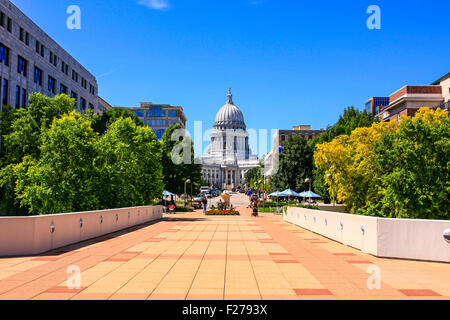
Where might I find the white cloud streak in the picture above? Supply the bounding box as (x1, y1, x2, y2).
(137, 0, 169, 10)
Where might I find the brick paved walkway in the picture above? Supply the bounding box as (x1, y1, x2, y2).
(0, 207, 448, 300)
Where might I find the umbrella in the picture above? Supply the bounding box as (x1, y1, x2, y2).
(281, 189, 300, 207)
(301, 191, 321, 204)
(163, 190, 175, 207)
(269, 191, 283, 197)
(281, 189, 301, 197)
(269, 191, 285, 213)
(304, 191, 321, 198)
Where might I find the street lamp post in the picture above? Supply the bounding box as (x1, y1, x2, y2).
(327, 173, 336, 207)
(184, 179, 191, 209)
(305, 178, 312, 204)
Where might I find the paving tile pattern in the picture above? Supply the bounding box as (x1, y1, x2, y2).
(0, 204, 449, 300)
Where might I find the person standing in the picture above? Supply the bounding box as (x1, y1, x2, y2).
(202, 195, 208, 214)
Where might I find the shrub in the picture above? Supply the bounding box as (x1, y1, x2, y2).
(205, 210, 240, 216)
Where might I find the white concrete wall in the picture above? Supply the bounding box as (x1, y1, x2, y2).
(0, 206, 163, 257)
(285, 207, 450, 263)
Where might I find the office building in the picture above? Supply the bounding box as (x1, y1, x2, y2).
(277, 125, 325, 146)
(129, 102, 187, 140)
(97, 96, 112, 115)
(365, 97, 390, 116)
(379, 85, 444, 122)
(0, 0, 97, 111)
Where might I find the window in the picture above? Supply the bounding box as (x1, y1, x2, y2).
(48, 76, 56, 94)
(168, 110, 177, 117)
(281, 135, 286, 142)
(15, 86, 20, 108)
(17, 56, 27, 76)
(25, 33, 29, 46)
(156, 129, 165, 140)
(72, 70, 78, 82)
(2, 79, 8, 105)
(132, 110, 144, 118)
(40, 44, 44, 57)
(0, 43, 9, 66)
(60, 84, 67, 95)
(49, 52, 57, 67)
(34, 67, 42, 86)
(35, 40, 40, 54)
(148, 106, 164, 117)
(80, 97, 86, 111)
(71, 91, 78, 102)
(19, 27, 24, 42)
(88, 103, 94, 110)
(21, 88, 27, 108)
(89, 84, 96, 95)
(0, 12, 4, 28)
(7, 17, 11, 33)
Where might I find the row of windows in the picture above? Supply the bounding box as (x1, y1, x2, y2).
(15, 85, 27, 109)
(280, 134, 315, 142)
(132, 109, 180, 118)
(149, 106, 164, 117)
(145, 119, 178, 127)
(0, 11, 96, 95)
(0, 73, 93, 111)
(0, 11, 13, 33)
(0, 42, 96, 98)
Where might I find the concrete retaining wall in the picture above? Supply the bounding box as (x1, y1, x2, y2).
(285, 207, 450, 263)
(0, 206, 163, 257)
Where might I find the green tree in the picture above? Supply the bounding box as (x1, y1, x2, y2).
(270, 135, 314, 193)
(3, 93, 75, 165)
(245, 166, 262, 188)
(0, 93, 76, 215)
(161, 124, 202, 195)
(0, 105, 17, 167)
(11, 111, 99, 215)
(311, 106, 378, 201)
(92, 107, 143, 135)
(96, 117, 164, 209)
(373, 109, 449, 219)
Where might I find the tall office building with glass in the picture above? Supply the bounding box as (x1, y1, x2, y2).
(128, 102, 187, 140)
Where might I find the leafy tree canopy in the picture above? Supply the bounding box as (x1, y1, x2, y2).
(161, 124, 202, 196)
(92, 107, 143, 135)
(270, 135, 314, 193)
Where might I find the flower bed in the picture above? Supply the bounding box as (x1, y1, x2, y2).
(205, 210, 240, 216)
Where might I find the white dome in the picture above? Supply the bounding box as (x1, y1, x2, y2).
(214, 89, 246, 130)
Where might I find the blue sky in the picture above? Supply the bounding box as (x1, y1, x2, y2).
(11, 0, 450, 155)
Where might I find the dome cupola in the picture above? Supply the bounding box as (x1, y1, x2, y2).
(213, 88, 246, 130)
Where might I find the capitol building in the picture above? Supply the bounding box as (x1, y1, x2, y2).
(201, 89, 259, 189)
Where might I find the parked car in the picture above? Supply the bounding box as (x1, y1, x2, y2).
(200, 186, 210, 194)
(192, 194, 204, 209)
